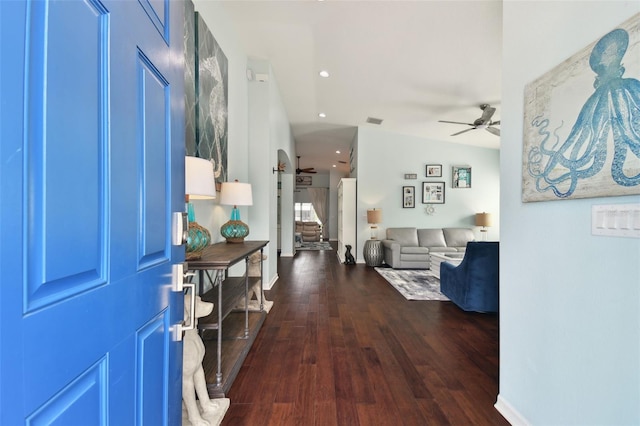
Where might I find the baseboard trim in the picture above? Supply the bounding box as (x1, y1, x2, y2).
(495, 394, 529, 426)
(265, 274, 279, 291)
(280, 251, 295, 257)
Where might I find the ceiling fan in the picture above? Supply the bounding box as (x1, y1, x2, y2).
(296, 156, 317, 174)
(439, 104, 501, 137)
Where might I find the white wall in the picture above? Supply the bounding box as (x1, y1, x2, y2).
(190, 1, 250, 279)
(190, 2, 296, 287)
(328, 169, 346, 240)
(247, 58, 297, 282)
(355, 126, 500, 262)
(498, 2, 640, 425)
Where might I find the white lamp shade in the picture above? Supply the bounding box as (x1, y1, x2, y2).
(220, 181, 253, 206)
(475, 212, 493, 227)
(367, 209, 382, 224)
(185, 156, 216, 199)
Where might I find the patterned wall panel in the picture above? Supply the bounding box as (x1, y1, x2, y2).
(184, 0, 197, 157)
(195, 11, 228, 186)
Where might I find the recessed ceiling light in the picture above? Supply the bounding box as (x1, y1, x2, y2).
(318, 113, 326, 118)
(319, 70, 329, 78)
(332, 164, 336, 168)
(336, 150, 341, 154)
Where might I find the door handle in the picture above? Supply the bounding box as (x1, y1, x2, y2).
(173, 263, 196, 341)
(182, 283, 197, 331)
(172, 211, 188, 245)
(175, 283, 196, 341)
(172, 262, 194, 292)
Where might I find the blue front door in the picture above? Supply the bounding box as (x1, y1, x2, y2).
(0, 0, 185, 424)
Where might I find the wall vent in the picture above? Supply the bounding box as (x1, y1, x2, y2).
(366, 117, 383, 125)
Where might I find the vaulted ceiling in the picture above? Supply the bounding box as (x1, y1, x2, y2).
(221, 1, 503, 174)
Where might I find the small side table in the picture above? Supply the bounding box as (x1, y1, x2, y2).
(363, 239, 384, 267)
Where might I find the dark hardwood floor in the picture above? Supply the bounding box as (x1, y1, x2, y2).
(222, 246, 508, 425)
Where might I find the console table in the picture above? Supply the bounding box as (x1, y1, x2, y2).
(187, 240, 269, 398)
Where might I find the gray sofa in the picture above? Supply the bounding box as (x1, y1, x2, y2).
(381, 227, 475, 269)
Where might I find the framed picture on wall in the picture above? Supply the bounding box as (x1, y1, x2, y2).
(296, 175, 312, 186)
(452, 166, 472, 188)
(422, 182, 445, 204)
(402, 186, 415, 208)
(521, 14, 640, 202)
(426, 164, 442, 177)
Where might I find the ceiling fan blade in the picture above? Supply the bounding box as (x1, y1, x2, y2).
(296, 156, 318, 174)
(439, 120, 474, 126)
(486, 126, 501, 136)
(480, 106, 496, 123)
(451, 127, 476, 136)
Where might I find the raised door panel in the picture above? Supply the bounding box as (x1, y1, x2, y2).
(0, 0, 184, 424)
(25, 0, 108, 313)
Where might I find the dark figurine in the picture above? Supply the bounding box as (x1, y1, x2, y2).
(344, 245, 356, 265)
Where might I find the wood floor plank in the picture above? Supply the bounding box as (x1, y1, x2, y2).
(359, 346, 425, 425)
(314, 322, 336, 403)
(266, 403, 296, 426)
(222, 246, 509, 425)
(293, 364, 317, 424)
(314, 400, 338, 426)
(273, 330, 303, 403)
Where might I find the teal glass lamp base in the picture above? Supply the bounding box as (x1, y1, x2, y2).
(220, 220, 249, 243)
(186, 221, 211, 259)
(185, 202, 211, 259)
(221, 206, 249, 243)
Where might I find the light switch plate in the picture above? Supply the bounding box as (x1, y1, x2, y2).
(592, 203, 640, 238)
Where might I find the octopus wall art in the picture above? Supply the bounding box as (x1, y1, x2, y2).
(522, 13, 640, 202)
(183, 7, 228, 188)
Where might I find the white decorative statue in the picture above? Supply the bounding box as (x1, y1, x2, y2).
(237, 252, 273, 313)
(182, 293, 229, 426)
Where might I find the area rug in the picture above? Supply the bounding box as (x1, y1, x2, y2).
(297, 241, 333, 251)
(374, 267, 449, 301)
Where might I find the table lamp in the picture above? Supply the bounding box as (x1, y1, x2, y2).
(475, 212, 492, 241)
(367, 208, 382, 239)
(220, 180, 253, 243)
(185, 156, 216, 259)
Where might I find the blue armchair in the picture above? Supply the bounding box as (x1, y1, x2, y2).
(439, 241, 499, 313)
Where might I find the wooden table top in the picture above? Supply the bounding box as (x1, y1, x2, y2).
(186, 240, 269, 270)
